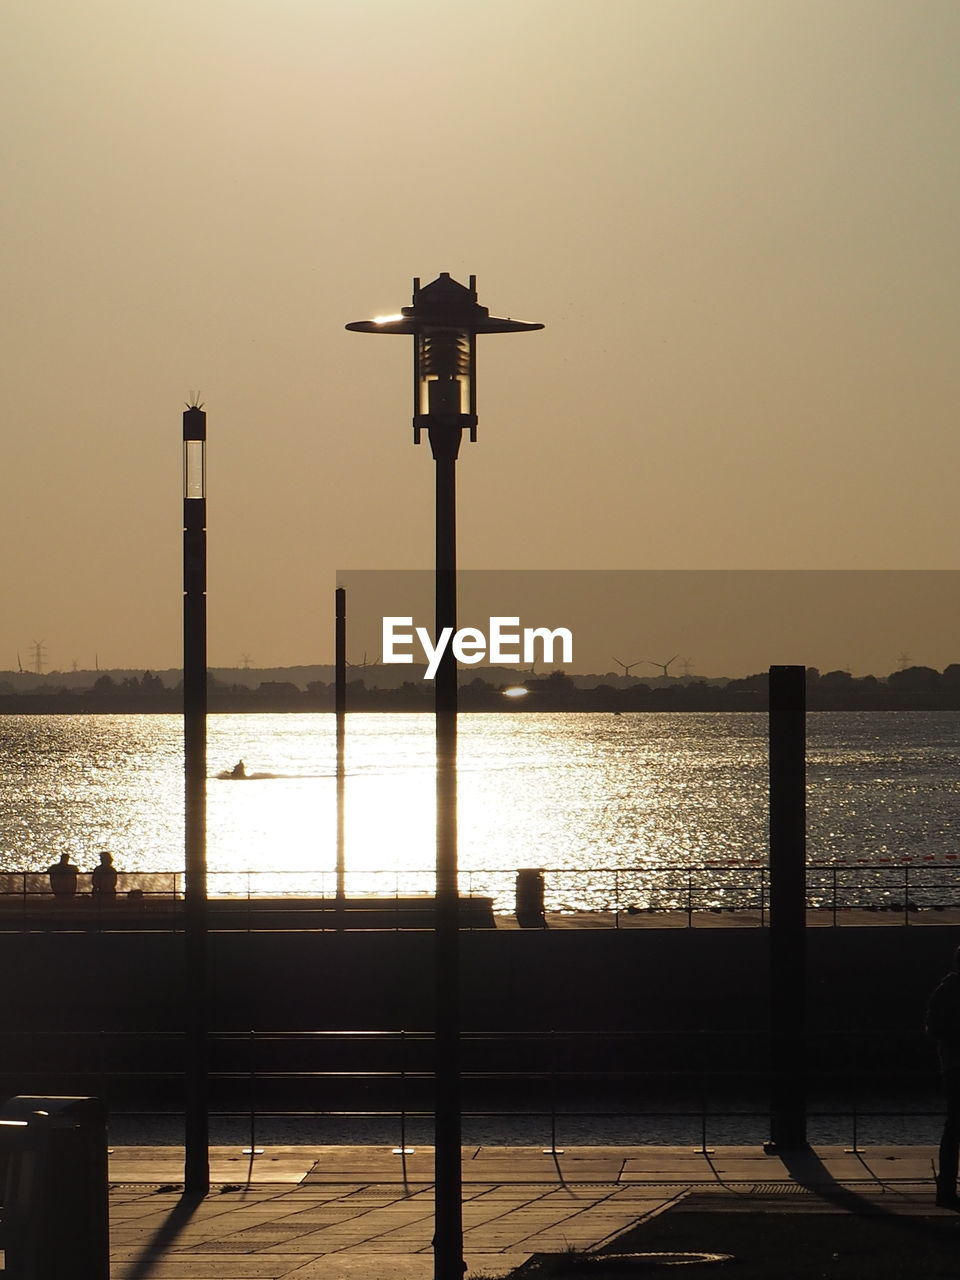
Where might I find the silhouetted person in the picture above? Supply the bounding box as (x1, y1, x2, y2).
(926, 945, 960, 1207)
(91, 850, 118, 901)
(47, 853, 78, 898)
(230, 759, 246, 779)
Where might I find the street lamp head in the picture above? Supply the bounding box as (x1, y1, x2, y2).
(346, 273, 543, 443)
(183, 404, 206, 500)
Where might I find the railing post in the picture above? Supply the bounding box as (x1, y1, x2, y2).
(760, 866, 767, 928)
(700, 1075, 709, 1156)
(542, 1030, 563, 1156)
(766, 665, 808, 1153)
(393, 1030, 414, 1157)
(832, 866, 838, 928)
(99, 1029, 108, 1115)
(243, 1030, 264, 1157)
(687, 870, 693, 927)
(400, 1030, 407, 1155)
(844, 1033, 861, 1155)
(756, 866, 763, 923)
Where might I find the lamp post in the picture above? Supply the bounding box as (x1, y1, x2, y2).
(767, 664, 807, 1151)
(335, 586, 346, 904)
(347, 275, 542, 1279)
(182, 401, 209, 1195)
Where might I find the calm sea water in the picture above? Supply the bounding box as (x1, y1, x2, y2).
(1, 711, 958, 912)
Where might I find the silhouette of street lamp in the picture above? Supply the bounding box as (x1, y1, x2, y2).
(347, 275, 542, 1280)
(182, 400, 209, 1194)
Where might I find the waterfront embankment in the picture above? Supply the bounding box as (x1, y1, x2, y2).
(1, 924, 954, 1084)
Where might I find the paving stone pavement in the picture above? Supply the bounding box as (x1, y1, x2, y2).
(104, 1144, 947, 1279)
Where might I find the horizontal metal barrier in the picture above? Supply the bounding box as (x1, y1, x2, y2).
(0, 1027, 944, 1155)
(0, 862, 957, 927)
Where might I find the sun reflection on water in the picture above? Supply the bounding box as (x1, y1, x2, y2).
(0, 711, 958, 911)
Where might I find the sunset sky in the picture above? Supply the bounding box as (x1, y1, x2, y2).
(4, 0, 958, 675)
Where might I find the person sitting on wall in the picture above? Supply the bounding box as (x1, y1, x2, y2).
(231, 759, 247, 779)
(91, 850, 118, 901)
(48, 853, 78, 898)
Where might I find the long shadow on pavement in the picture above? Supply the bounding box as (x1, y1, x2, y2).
(502, 1149, 960, 1279)
(599, 1149, 960, 1280)
(123, 1191, 205, 1280)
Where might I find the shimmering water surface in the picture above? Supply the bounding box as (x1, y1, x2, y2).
(1, 712, 958, 911)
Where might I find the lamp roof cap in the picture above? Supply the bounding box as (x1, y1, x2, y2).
(346, 273, 543, 335)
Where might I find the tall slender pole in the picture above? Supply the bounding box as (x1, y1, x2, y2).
(183, 405, 210, 1195)
(345, 275, 542, 1280)
(767, 664, 808, 1151)
(335, 587, 346, 904)
(429, 425, 463, 1280)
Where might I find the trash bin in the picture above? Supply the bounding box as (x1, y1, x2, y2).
(515, 868, 547, 928)
(0, 1096, 110, 1279)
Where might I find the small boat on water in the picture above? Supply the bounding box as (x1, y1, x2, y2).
(216, 759, 248, 780)
(216, 760, 276, 780)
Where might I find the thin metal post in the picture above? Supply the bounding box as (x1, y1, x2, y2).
(700, 1075, 709, 1156)
(393, 1031, 415, 1162)
(843, 1030, 862, 1154)
(429, 424, 463, 1280)
(335, 587, 346, 904)
(761, 866, 767, 927)
(249, 1032, 256, 1155)
(767, 664, 808, 1152)
(832, 866, 838, 928)
(687, 870, 693, 927)
(543, 1030, 564, 1156)
(183, 403, 209, 1194)
(242, 1030, 264, 1156)
(395, 1029, 408, 1156)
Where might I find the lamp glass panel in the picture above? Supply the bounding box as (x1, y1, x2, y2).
(417, 329, 472, 416)
(184, 439, 205, 499)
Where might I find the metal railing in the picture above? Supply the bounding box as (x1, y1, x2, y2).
(0, 1027, 942, 1155)
(0, 862, 958, 928)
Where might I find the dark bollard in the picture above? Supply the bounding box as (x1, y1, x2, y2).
(516, 868, 547, 928)
(766, 665, 808, 1152)
(0, 1096, 110, 1279)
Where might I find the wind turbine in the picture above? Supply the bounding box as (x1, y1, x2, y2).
(647, 655, 679, 679)
(612, 657, 642, 678)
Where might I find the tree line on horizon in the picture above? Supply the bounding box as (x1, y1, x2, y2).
(1, 663, 960, 712)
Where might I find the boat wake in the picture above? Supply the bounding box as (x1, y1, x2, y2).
(216, 770, 274, 781)
(214, 771, 334, 781)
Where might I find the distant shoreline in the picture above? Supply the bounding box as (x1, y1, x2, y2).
(2, 685, 960, 715)
(3, 661, 959, 715)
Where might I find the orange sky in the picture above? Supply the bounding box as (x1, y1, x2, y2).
(3, 0, 958, 672)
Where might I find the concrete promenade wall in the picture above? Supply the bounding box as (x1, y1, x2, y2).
(2, 926, 956, 1038)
